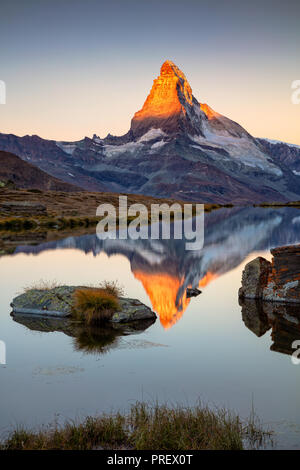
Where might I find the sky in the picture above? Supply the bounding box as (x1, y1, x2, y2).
(0, 0, 299, 144)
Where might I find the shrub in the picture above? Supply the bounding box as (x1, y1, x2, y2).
(73, 288, 120, 325)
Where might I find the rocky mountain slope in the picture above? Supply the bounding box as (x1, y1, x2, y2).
(0, 60, 299, 203)
(257, 138, 300, 175)
(0, 151, 81, 191)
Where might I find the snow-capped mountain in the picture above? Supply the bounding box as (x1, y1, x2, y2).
(0, 60, 299, 203)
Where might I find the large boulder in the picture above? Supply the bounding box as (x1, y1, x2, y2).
(239, 257, 271, 299)
(10, 286, 156, 323)
(11, 286, 75, 317)
(239, 245, 300, 303)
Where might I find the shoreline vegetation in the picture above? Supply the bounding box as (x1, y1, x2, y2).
(0, 187, 230, 232)
(0, 401, 272, 450)
(255, 201, 300, 208)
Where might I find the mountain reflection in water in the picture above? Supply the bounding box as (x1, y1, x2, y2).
(12, 207, 300, 329)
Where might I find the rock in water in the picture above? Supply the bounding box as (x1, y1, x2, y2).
(238, 257, 271, 299)
(239, 244, 300, 303)
(11, 286, 76, 317)
(10, 286, 156, 323)
(186, 287, 202, 298)
(111, 298, 156, 322)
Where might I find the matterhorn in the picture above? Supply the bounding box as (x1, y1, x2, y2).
(0, 60, 300, 203)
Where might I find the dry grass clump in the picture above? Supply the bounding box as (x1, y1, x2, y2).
(98, 280, 124, 297)
(72, 288, 120, 325)
(22, 279, 61, 293)
(2, 414, 126, 451)
(0, 402, 272, 451)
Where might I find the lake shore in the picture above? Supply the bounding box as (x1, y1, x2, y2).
(0, 187, 229, 232)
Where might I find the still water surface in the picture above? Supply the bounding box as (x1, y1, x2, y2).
(1, 207, 300, 448)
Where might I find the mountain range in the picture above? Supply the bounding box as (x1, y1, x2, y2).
(0, 60, 299, 203)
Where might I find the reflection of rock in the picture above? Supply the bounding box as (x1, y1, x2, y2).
(10, 287, 156, 323)
(239, 245, 300, 303)
(240, 298, 270, 337)
(12, 314, 156, 355)
(240, 297, 300, 356)
(11, 314, 78, 336)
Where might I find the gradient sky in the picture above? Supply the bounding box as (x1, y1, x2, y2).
(0, 0, 299, 144)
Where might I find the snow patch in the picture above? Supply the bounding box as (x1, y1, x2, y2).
(138, 128, 166, 142)
(261, 138, 300, 149)
(103, 129, 167, 157)
(293, 170, 300, 176)
(151, 140, 166, 149)
(93, 136, 102, 144)
(103, 141, 143, 158)
(56, 142, 77, 155)
(190, 124, 283, 177)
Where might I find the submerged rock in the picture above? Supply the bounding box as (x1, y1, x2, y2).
(10, 286, 156, 323)
(239, 244, 300, 303)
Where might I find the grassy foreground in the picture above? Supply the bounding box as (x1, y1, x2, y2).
(0, 402, 272, 450)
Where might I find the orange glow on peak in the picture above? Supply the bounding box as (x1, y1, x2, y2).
(200, 103, 220, 120)
(131, 60, 193, 126)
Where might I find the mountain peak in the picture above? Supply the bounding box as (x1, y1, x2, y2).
(160, 59, 176, 73)
(130, 60, 197, 137)
(160, 60, 185, 79)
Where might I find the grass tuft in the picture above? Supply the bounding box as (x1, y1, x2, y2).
(22, 279, 61, 293)
(98, 280, 124, 297)
(72, 288, 120, 325)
